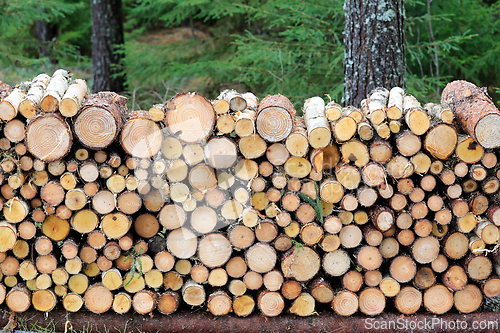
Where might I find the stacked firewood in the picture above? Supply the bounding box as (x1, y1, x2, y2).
(0, 71, 499, 317)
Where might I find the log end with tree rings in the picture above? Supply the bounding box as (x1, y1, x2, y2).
(32, 289, 56, 312)
(257, 290, 284, 317)
(411, 236, 440, 264)
(233, 295, 255, 317)
(101, 213, 132, 239)
(454, 284, 482, 314)
(256, 106, 293, 143)
(203, 137, 237, 169)
(395, 286, 422, 315)
(158, 204, 186, 231)
(26, 113, 72, 162)
(423, 284, 454, 315)
(424, 123, 458, 159)
(289, 292, 316, 316)
(73, 108, 119, 150)
(358, 287, 385, 316)
(133, 290, 156, 315)
(6, 285, 31, 313)
(332, 290, 359, 316)
(390, 255, 417, 283)
(42, 215, 70, 242)
(0, 222, 17, 252)
(281, 246, 320, 282)
(63, 293, 84, 312)
(121, 111, 163, 158)
(207, 290, 232, 316)
(356, 246, 382, 271)
(322, 249, 350, 277)
(190, 206, 217, 235)
(189, 163, 217, 193)
(165, 92, 216, 143)
(182, 280, 206, 306)
(167, 227, 197, 259)
(112, 292, 132, 314)
(84, 284, 113, 314)
(245, 243, 277, 274)
(198, 233, 232, 268)
(157, 291, 180, 315)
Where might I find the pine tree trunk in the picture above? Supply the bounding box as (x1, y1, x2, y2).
(343, 0, 405, 107)
(91, 0, 125, 92)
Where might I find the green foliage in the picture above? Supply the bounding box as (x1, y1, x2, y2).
(405, 0, 500, 103)
(0, 0, 82, 66)
(123, 246, 145, 287)
(123, 0, 346, 109)
(298, 182, 323, 224)
(2, 0, 500, 108)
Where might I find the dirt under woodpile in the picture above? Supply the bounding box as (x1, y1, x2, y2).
(0, 72, 500, 326)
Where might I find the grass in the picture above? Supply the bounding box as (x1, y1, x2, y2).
(14, 314, 146, 333)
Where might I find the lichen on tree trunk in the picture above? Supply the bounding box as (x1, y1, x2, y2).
(343, 0, 405, 107)
(91, 0, 126, 93)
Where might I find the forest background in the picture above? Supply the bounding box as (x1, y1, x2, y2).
(0, 0, 499, 111)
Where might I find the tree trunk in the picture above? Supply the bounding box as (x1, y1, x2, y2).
(343, 0, 405, 107)
(35, 20, 56, 59)
(91, 0, 125, 92)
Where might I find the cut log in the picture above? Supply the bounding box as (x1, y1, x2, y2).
(396, 131, 421, 157)
(133, 290, 156, 315)
(17, 74, 50, 119)
(256, 94, 295, 142)
(303, 97, 331, 148)
(121, 111, 163, 158)
(207, 290, 232, 316)
(233, 295, 255, 317)
(32, 289, 56, 312)
(181, 280, 205, 306)
(387, 87, 404, 120)
(322, 249, 350, 277)
(332, 290, 358, 316)
(59, 79, 88, 117)
(358, 287, 385, 316)
(0, 87, 27, 121)
(6, 284, 31, 313)
(198, 233, 232, 268)
(356, 246, 382, 271)
(42, 215, 70, 241)
(423, 284, 453, 314)
(424, 123, 458, 159)
(84, 284, 113, 314)
(442, 80, 500, 148)
(39, 69, 70, 112)
(290, 292, 315, 316)
(285, 118, 309, 157)
(63, 292, 84, 312)
(26, 113, 72, 162)
(165, 92, 216, 143)
(390, 255, 416, 283)
(204, 137, 237, 169)
(411, 236, 440, 264)
(167, 228, 198, 259)
(234, 111, 256, 137)
(157, 291, 180, 315)
(379, 277, 400, 297)
(189, 163, 217, 193)
(442, 265, 467, 291)
(395, 286, 422, 315)
(454, 284, 482, 313)
(257, 290, 284, 317)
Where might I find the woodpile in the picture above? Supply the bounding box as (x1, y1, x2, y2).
(0, 74, 499, 317)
